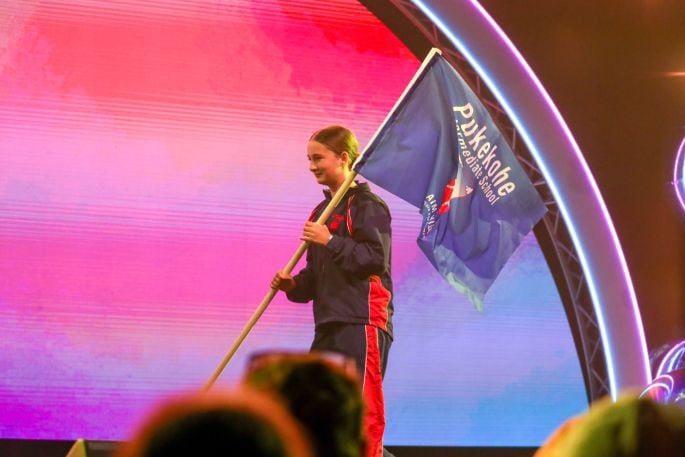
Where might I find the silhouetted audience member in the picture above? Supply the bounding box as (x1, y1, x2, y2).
(532, 415, 585, 457)
(243, 351, 366, 457)
(116, 388, 312, 457)
(534, 392, 685, 457)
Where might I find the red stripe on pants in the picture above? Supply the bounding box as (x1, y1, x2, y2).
(363, 325, 385, 457)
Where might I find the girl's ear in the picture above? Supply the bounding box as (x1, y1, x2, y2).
(340, 151, 350, 166)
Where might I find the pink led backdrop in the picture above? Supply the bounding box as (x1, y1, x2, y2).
(0, 0, 585, 446)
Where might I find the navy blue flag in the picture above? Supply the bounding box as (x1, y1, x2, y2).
(353, 49, 547, 310)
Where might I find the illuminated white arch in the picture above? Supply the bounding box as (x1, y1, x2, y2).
(409, 0, 651, 397)
(675, 137, 685, 212)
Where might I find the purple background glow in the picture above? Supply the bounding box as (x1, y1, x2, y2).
(0, 0, 585, 446)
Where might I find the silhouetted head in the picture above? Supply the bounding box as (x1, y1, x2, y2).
(117, 388, 312, 457)
(535, 392, 685, 457)
(243, 351, 366, 457)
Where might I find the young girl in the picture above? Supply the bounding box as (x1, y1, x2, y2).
(271, 125, 393, 457)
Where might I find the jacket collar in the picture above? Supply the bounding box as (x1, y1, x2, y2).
(323, 181, 369, 199)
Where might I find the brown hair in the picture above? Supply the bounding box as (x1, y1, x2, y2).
(117, 388, 312, 457)
(310, 125, 359, 167)
(243, 351, 366, 457)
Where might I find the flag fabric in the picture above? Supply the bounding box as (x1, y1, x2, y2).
(353, 50, 547, 310)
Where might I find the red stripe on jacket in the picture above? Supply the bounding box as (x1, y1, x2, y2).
(368, 275, 390, 332)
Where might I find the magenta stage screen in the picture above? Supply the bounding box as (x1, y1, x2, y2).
(0, 0, 586, 446)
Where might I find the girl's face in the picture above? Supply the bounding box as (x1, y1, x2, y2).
(306, 140, 348, 189)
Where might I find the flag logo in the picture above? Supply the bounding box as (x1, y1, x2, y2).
(354, 49, 547, 310)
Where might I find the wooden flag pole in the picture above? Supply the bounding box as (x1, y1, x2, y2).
(202, 171, 359, 392)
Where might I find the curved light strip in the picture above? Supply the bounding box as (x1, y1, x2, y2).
(674, 137, 685, 212)
(410, 0, 651, 396)
(656, 340, 685, 378)
(640, 381, 671, 399)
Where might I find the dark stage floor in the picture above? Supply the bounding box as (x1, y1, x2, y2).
(1, 439, 538, 457)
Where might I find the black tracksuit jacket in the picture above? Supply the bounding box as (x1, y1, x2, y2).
(286, 182, 394, 337)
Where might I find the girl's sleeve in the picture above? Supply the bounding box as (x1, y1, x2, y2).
(285, 250, 317, 303)
(325, 197, 391, 278)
